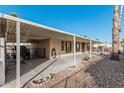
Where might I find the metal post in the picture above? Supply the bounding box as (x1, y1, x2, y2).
(16, 21, 20, 88)
(90, 40, 92, 59)
(73, 35, 76, 64)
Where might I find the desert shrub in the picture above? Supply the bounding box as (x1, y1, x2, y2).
(83, 55, 90, 61)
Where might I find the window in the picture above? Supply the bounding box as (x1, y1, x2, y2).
(61, 41, 65, 51)
(76, 42, 80, 52)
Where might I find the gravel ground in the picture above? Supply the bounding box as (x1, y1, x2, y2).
(85, 54, 124, 88)
(24, 53, 124, 88)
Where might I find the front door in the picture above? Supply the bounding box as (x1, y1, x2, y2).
(66, 41, 71, 53)
(82, 43, 85, 52)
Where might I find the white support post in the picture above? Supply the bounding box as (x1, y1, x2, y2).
(16, 21, 20, 88)
(90, 40, 92, 59)
(73, 35, 76, 64)
(0, 38, 5, 85)
(98, 42, 100, 55)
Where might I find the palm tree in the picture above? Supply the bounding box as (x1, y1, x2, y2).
(111, 5, 120, 60)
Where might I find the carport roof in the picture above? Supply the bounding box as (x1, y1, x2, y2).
(0, 13, 99, 43)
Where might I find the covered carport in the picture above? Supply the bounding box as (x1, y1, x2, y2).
(0, 13, 98, 87)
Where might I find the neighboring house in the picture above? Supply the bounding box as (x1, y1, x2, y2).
(0, 13, 98, 86)
(93, 43, 112, 48)
(93, 43, 112, 52)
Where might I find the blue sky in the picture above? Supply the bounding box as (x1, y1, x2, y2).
(0, 5, 124, 43)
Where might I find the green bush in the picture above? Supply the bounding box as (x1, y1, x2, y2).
(83, 55, 90, 61)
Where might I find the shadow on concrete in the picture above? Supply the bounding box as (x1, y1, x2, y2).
(5, 58, 49, 85)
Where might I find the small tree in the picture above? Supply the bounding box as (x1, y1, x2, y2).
(96, 38, 99, 41)
(10, 13, 18, 17)
(120, 38, 124, 53)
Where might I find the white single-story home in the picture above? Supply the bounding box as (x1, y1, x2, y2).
(0, 13, 99, 87)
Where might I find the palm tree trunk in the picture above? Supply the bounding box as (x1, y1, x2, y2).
(111, 5, 120, 60)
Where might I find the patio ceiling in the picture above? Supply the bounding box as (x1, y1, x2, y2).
(0, 13, 97, 43)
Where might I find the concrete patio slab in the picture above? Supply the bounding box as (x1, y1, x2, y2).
(28, 52, 98, 84)
(1, 52, 98, 88)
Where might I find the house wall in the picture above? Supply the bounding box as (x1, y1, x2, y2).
(30, 42, 39, 57)
(49, 39, 89, 58)
(38, 39, 50, 58)
(37, 38, 90, 59)
(50, 39, 61, 57)
(50, 39, 76, 58)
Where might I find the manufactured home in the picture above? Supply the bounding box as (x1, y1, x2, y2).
(0, 13, 98, 87)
